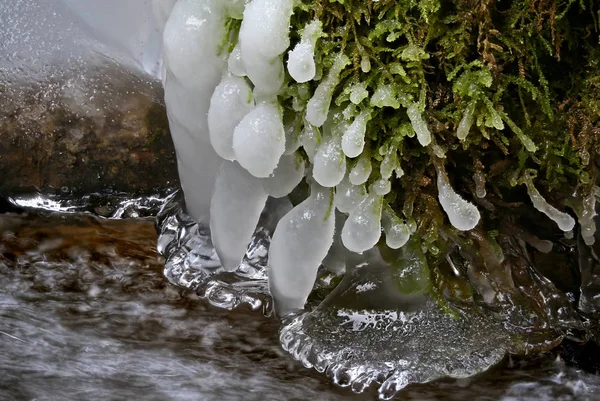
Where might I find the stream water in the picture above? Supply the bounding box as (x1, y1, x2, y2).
(0, 209, 599, 401)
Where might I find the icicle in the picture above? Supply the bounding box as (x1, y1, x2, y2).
(382, 206, 411, 249)
(162, 0, 227, 220)
(208, 74, 254, 161)
(342, 109, 371, 158)
(579, 192, 597, 246)
(406, 103, 431, 146)
(283, 119, 301, 155)
(360, 56, 371, 73)
(210, 161, 268, 271)
(474, 168, 487, 199)
(269, 183, 335, 315)
(227, 43, 246, 77)
(342, 193, 383, 253)
(335, 174, 367, 214)
(262, 154, 305, 198)
(457, 100, 477, 140)
(523, 176, 576, 232)
(349, 151, 372, 185)
(232, 102, 286, 178)
(287, 20, 323, 83)
(299, 122, 319, 161)
(321, 211, 348, 274)
(305, 54, 350, 127)
(239, 0, 293, 96)
(435, 163, 481, 231)
(313, 122, 346, 187)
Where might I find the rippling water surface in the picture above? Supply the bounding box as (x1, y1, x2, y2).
(0, 212, 598, 401)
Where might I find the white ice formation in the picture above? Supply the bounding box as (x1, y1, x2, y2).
(342, 109, 371, 158)
(287, 20, 323, 83)
(233, 102, 286, 178)
(382, 207, 411, 249)
(341, 194, 383, 253)
(208, 74, 254, 161)
(268, 183, 335, 315)
(436, 165, 481, 231)
(524, 176, 576, 232)
(306, 54, 351, 127)
(210, 161, 268, 270)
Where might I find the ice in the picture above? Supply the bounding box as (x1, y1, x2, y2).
(227, 43, 246, 77)
(210, 161, 268, 271)
(342, 110, 371, 158)
(349, 152, 372, 185)
(342, 194, 383, 253)
(240, 0, 293, 59)
(163, 0, 227, 220)
(208, 74, 255, 161)
(287, 20, 323, 83)
(299, 123, 320, 161)
(578, 192, 597, 246)
(382, 207, 411, 249)
(305, 54, 350, 127)
(284, 118, 301, 155)
(436, 166, 481, 231)
(313, 127, 347, 188)
(380, 145, 401, 179)
(406, 103, 431, 146)
(524, 177, 575, 232)
(457, 100, 477, 140)
(370, 85, 400, 109)
(268, 183, 336, 315)
(335, 175, 367, 214)
(322, 212, 349, 274)
(371, 179, 391, 196)
(350, 83, 369, 105)
(280, 258, 508, 399)
(239, 0, 293, 96)
(261, 154, 305, 198)
(233, 102, 286, 178)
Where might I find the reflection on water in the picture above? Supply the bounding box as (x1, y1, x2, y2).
(0, 211, 598, 400)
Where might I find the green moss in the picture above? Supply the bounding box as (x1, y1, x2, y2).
(271, 0, 600, 256)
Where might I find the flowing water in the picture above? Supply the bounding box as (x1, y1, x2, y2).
(0, 207, 599, 401)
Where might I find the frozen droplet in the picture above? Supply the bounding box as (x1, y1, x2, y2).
(350, 83, 369, 105)
(208, 74, 254, 160)
(210, 161, 268, 270)
(233, 102, 286, 178)
(305, 54, 350, 127)
(262, 154, 305, 198)
(370, 85, 400, 109)
(371, 178, 391, 196)
(284, 119, 301, 155)
(578, 192, 597, 245)
(406, 103, 431, 146)
(524, 177, 576, 232)
(360, 56, 371, 73)
(313, 128, 346, 188)
(287, 20, 324, 83)
(300, 122, 319, 161)
(269, 183, 335, 314)
(349, 152, 372, 185)
(436, 167, 480, 231)
(342, 194, 383, 253)
(335, 175, 367, 214)
(287, 42, 316, 83)
(342, 109, 370, 158)
(382, 207, 411, 249)
(457, 100, 477, 140)
(228, 43, 246, 77)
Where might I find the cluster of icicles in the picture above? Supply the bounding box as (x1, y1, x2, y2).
(161, 0, 592, 314)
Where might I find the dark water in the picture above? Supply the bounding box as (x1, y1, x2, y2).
(0, 212, 598, 401)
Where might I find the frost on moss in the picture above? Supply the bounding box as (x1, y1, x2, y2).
(270, 0, 600, 254)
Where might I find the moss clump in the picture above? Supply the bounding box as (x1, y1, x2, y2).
(266, 0, 600, 255)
